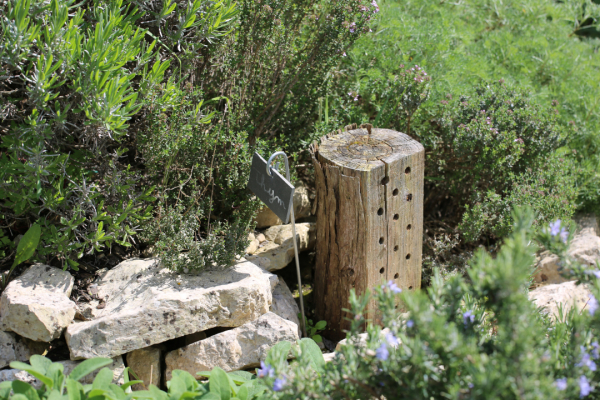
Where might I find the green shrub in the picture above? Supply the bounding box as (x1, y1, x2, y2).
(253, 208, 600, 399)
(0, 0, 236, 270)
(319, 0, 598, 239)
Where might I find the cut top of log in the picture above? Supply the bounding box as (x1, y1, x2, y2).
(317, 127, 424, 171)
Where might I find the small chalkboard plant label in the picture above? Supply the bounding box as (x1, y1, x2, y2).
(247, 151, 307, 337)
(248, 153, 295, 223)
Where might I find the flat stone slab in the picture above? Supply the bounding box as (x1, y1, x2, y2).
(66, 259, 275, 360)
(246, 223, 316, 271)
(165, 312, 298, 380)
(0, 332, 32, 368)
(0, 265, 75, 342)
(529, 281, 592, 319)
(270, 280, 301, 336)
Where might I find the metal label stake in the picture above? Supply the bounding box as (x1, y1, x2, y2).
(247, 151, 307, 338)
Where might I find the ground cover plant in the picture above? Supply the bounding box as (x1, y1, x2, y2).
(5, 208, 600, 400)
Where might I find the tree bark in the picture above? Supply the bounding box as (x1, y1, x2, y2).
(311, 125, 424, 340)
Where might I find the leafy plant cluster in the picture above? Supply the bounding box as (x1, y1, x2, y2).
(250, 208, 600, 399)
(315, 0, 600, 246)
(0, 0, 377, 274)
(7, 208, 600, 400)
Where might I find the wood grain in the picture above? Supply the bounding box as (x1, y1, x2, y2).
(311, 127, 424, 339)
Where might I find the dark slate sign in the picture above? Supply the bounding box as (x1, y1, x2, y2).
(248, 153, 295, 224)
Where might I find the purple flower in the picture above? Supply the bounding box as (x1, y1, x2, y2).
(349, 22, 356, 33)
(406, 319, 414, 328)
(591, 270, 600, 279)
(579, 375, 591, 398)
(463, 310, 475, 325)
(376, 343, 389, 360)
(371, 0, 379, 13)
(385, 333, 399, 347)
(354, 95, 359, 101)
(468, 383, 474, 389)
(588, 295, 599, 316)
(560, 227, 568, 243)
(273, 377, 287, 392)
(577, 348, 597, 371)
(342, 52, 347, 57)
(555, 378, 567, 391)
(549, 220, 561, 236)
(257, 361, 275, 378)
(592, 342, 599, 359)
(382, 280, 402, 294)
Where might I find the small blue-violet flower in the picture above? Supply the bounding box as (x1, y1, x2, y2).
(257, 361, 275, 378)
(406, 319, 414, 328)
(588, 295, 599, 316)
(579, 375, 591, 398)
(382, 280, 402, 294)
(555, 378, 567, 391)
(577, 348, 597, 371)
(385, 332, 399, 347)
(376, 343, 389, 361)
(273, 377, 287, 392)
(463, 310, 475, 325)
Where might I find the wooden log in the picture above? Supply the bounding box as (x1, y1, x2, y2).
(310, 125, 424, 340)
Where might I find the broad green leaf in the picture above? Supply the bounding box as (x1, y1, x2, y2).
(11, 381, 39, 400)
(314, 321, 327, 330)
(300, 338, 325, 373)
(265, 340, 291, 368)
(9, 361, 54, 388)
(12, 224, 41, 268)
(66, 379, 83, 400)
(92, 368, 114, 389)
(197, 394, 220, 400)
(227, 371, 254, 383)
(311, 334, 323, 343)
(209, 367, 230, 400)
(68, 358, 113, 382)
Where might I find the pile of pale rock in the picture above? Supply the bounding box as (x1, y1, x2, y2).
(529, 214, 600, 318)
(0, 184, 316, 389)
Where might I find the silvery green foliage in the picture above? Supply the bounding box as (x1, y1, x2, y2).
(256, 208, 600, 399)
(0, 0, 237, 269)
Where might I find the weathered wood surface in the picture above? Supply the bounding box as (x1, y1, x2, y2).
(311, 124, 424, 340)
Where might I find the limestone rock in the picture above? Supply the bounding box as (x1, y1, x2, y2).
(246, 233, 260, 255)
(254, 183, 312, 229)
(0, 357, 125, 388)
(126, 347, 162, 390)
(246, 223, 316, 271)
(256, 233, 266, 243)
(534, 232, 600, 285)
(65, 259, 275, 360)
(165, 312, 298, 380)
(270, 280, 300, 336)
(0, 332, 32, 368)
(529, 281, 592, 318)
(574, 213, 599, 236)
(0, 265, 76, 342)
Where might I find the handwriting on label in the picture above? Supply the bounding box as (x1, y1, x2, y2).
(256, 174, 286, 208)
(247, 153, 295, 223)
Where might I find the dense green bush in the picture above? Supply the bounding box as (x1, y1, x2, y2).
(317, 0, 598, 243)
(0, 0, 377, 274)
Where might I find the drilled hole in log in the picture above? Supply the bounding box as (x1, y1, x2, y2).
(377, 208, 384, 216)
(379, 237, 384, 244)
(393, 214, 399, 220)
(409, 286, 413, 290)
(394, 273, 399, 279)
(406, 254, 411, 259)
(407, 224, 412, 230)
(379, 267, 385, 274)
(381, 176, 390, 185)
(392, 188, 399, 196)
(394, 245, 399, 251)
(406, 193, 413, 201)
(405, 167, 411, 174)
